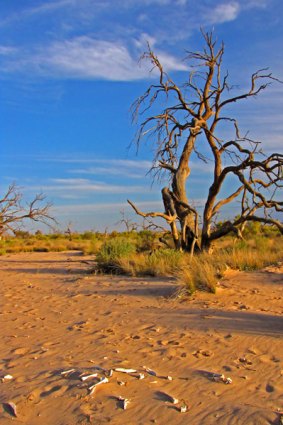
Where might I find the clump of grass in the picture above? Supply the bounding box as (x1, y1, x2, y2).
(193, 258, 219, 293)
(178, 254, 220, 295)
(142, 249, 184, 276)
(96, 238, 137, 273)
(177, 234, 283, 296)
(177, 267, 196, 295)
(117, 249, 185, 277)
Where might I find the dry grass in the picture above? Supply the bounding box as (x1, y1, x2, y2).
(0, 233, 104, 256)
(109, 235, 283, 294)
(177, 235, 283, 295)
(218, 236, 283, 271)
(1, 231, 282, 296)
(117, 249, 186, 277)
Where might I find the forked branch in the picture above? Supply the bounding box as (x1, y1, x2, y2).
(0, 184, 56, 235)
(127, 199, 177, 224)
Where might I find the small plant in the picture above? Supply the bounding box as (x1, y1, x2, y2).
(96, 238, 136, 273)
(178, 255, 219, 295)
(145, 249, 184, 276)
(116, 249, 186, 277)
(177, 268, 196, 295)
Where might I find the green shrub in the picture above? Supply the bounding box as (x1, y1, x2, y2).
(80, 231, 97, 240)
(96, 238, 136, 272)
(136, 230, 157, 252)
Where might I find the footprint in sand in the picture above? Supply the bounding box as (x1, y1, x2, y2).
(11, 347, 29, 356)
(259, 354, 280, 364)
(40, 384, 68, 398)
(26, 389, 42, 404)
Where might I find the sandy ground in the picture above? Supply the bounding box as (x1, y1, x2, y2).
(0, 251, 282, 425)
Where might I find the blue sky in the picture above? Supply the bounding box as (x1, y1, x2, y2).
(0, 0, 282, 232)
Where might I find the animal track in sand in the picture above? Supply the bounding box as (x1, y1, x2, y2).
(40, 385, 68, 398)
(11, 347, 29, 356)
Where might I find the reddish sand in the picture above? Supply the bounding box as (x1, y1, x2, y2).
(0, 251, 282, 425)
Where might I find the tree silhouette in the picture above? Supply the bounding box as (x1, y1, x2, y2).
(0, 183, 55, 236)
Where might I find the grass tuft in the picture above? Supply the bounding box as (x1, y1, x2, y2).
(96, 238, 136, 273)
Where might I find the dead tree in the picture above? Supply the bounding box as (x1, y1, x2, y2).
(116, 209, 139, 232)
(0, 183, 55, 236)
(65, 222, 74, 241)
(128, 31, 283, 253)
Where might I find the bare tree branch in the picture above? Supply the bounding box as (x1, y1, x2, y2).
(0, 184, 56, 235)
(127, 199, 177, 224)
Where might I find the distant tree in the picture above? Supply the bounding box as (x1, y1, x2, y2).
(65, 221, 74, 241)
(116, 209, 138, 232)
(128, 31, 283, 254)
(0, 183, 55, 236)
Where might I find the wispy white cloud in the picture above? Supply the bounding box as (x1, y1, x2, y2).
(28, 0, 75, 14)
(51, 178, 89, 185)
(29, 178, 148, 195)
(0, 0, 274, 82)
(104, 159, 152, 169)
(21, 0, 75, 18)
(52, 196, 206, 218)
(52, 200, 164, 215)
(242, 0, 270, 9)
(204, 0, 269, 25)
(0, 36, 188, 81)
(141, 0, 187, 4)
(69, 157, 248, 181)
(0, 0, 75, 28)
(0, 154, 153, 171)
(0, 45, 17, 55)
(207, 2, 240, 24)
(71, 165, 150, 179)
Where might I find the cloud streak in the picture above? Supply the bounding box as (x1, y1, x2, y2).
(29, 178, 148, 195)
(72, 166, 149, 179)
(52, 200, 164, 215)
(10, 155, 153, 170)
(1, 36, 188, 81)
(0, 0, 271, 81)
(70, 159, 153, 178)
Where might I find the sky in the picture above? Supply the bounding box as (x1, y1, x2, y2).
(0, 0, 282, 232)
